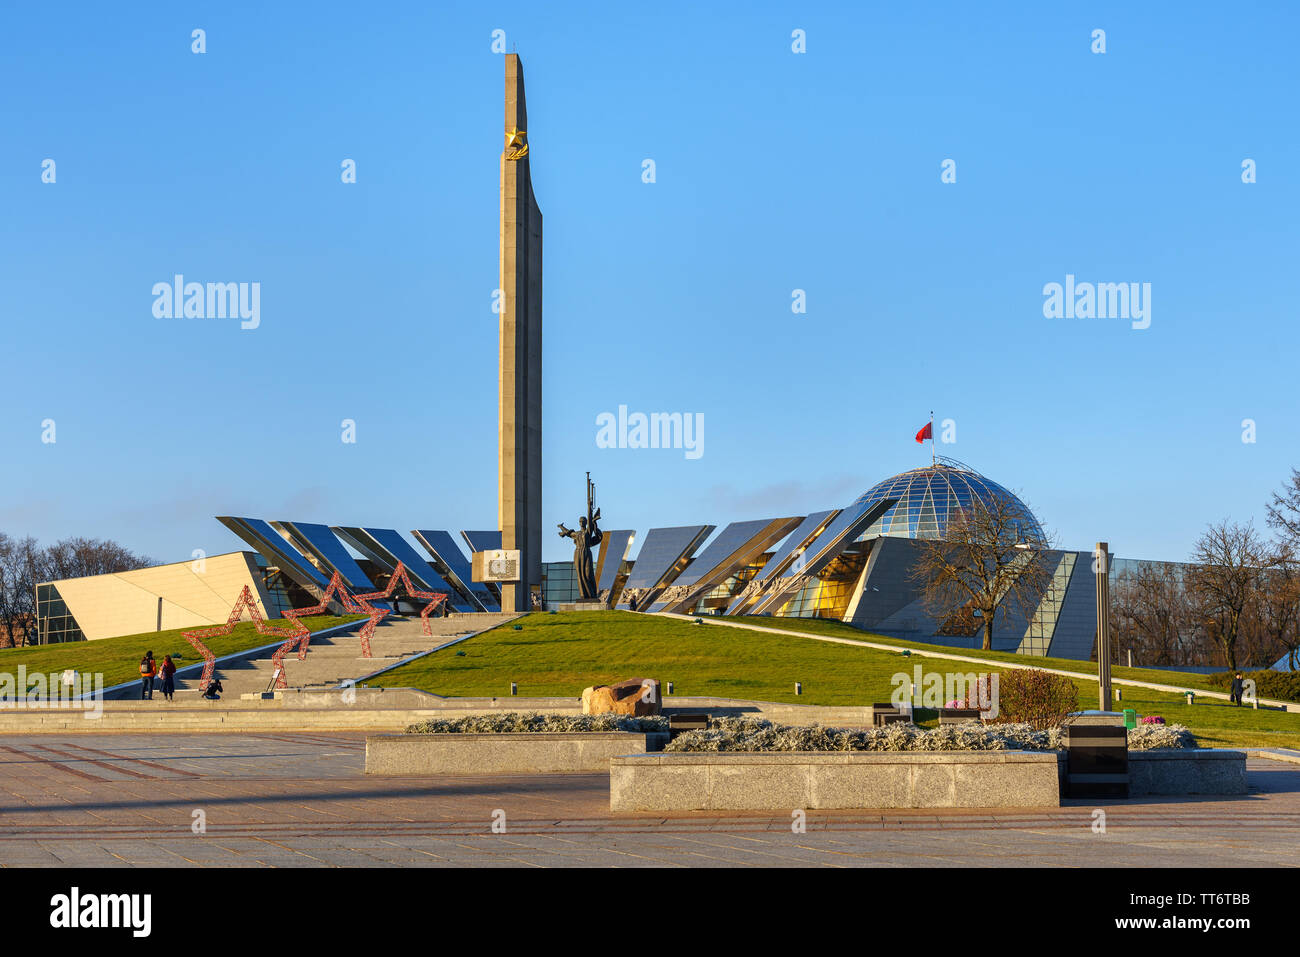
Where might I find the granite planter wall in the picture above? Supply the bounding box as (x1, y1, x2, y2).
(366, 731, 667, 775)
(1127, 749, 1247, 795)
(609, 750, 1062, 811)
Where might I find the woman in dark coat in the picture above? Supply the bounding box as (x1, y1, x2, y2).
(159, 655, 177, 702)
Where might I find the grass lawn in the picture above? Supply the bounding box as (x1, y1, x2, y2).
(0, 615, 362, 692)
(729, 615, 1239, 693)
(369, 611, 1300, 749)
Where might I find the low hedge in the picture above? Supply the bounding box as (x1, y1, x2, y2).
(400, 712, 1199, 751)
(1205, 669, 1300, 704)
(404, 712, 669, 734)
(663, 716, 1196, 753)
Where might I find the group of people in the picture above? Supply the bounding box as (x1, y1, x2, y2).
(138, 651, 223, 701)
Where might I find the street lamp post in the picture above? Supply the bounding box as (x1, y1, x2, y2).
(1095, 541, 1112, 711)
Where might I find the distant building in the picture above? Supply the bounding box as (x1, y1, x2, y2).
(35, 551, 276, 643)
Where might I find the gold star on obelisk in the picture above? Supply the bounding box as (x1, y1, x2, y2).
(505, 126, 527, 150)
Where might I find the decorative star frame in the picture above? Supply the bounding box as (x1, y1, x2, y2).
(182, 585, 306, 692)
(352, 561, 450, 644)
(276, 570, 385, 682)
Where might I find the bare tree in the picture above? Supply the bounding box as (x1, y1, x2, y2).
(1185, 520, 1264, 672)
(1254, 542, 1300, 670)
(48, 537, 152, 579)
(909, 496, 1053, 651)
(0, 534, 152, 647)
(0, 535, 43, 647)
(1110, 560, 1206, 666)
(1266, 467, 1300, 546)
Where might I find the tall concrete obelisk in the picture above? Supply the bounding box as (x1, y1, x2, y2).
(498, 53, 542, 612)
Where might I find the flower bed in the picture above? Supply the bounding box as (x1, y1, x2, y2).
(375, 711, 672, 776)
(404, 711, 668, 735)
(1126, 722, 1196, 749)
(663, 716, 1196, 753)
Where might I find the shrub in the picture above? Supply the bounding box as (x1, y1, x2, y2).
(662, 716, 1196, 753)
(400, 711, 1199, 751)
(992, 668, 1078, 730)
(404, 711, 669, 734)
(663, 716, 1067, 753)
(1205, 669, 1300, 703)
(1127, 723, 1197, 750)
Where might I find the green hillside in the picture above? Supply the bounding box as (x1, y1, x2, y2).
(369, 611, 1300, 749)
(0, 614, 361, 691)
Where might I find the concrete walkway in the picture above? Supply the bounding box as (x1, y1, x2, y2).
(0, 732, 1296, 867)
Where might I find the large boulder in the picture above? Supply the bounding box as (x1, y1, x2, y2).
(581, 677, 661, 716)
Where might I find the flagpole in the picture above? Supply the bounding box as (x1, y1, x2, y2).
(930, 410, 935, 467)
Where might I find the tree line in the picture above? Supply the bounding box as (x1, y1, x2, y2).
(908, 467, 1300, 671)
(1112, 469, 1300, 671)
(0, 534, 152, 647)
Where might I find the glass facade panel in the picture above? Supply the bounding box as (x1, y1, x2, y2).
(852, 463, 1044, 543)
(624, 526, 712, 590)
(254, 554, 295, 618)
(753, 510, 835, 582)
(776, 550, 868, 619)
(358, 527, 471, 610)
(414, 529, 499, 610)
(35, 583, 84, 643)
(1018, 552, 1076, 655)
(597, 530, 635, 592)
(461, 530, 502, 553)
(673, 519, 780, 589)
(542, 561, 579, 605)
(224, 517, 331, 589)
(278, 522, 379, 590)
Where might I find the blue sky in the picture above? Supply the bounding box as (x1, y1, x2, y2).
(3, 1, 1297, 566)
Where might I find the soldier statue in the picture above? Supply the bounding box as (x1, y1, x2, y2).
(558, 473, 602, 600)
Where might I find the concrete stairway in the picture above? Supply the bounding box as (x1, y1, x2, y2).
(143, 612, 519, 702)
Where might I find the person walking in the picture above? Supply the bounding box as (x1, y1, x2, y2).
(159, 654, 177, 702)
(139, 651, 157, 700)
(1231, 672, 1245, 706)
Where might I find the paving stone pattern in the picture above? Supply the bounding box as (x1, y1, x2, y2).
(0, 733, 1297, 867)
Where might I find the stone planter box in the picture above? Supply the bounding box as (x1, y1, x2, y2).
(1127, 749, 1247, 795)
(609, 750, 1061, 811)
(366, 731, 668, 775)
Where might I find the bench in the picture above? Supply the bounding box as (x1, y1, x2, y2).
(668, 713, 710, 741)
(938, 708, 984, 725)
(869, 703, 912, 727)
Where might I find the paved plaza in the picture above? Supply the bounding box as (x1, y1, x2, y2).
(0, 733, 1297, 867)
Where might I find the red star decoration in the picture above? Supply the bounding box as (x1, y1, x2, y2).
(352, 562, 450, 649)
(182, 585, 306, 692)
(275, 571, 384, 685)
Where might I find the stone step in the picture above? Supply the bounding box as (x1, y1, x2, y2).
(104, 613, 521, 701)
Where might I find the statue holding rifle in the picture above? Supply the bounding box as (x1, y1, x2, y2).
(558, 472, 602, 600)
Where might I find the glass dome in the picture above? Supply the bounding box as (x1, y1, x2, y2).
(851, 459, 1044, 542)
